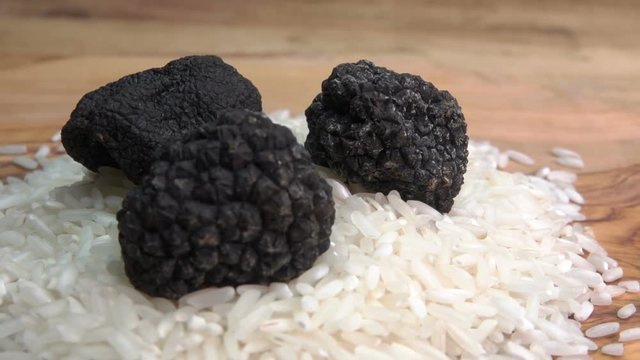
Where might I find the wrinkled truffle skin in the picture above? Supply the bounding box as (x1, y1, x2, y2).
(62, 55, 262, 183)
(305, 60, 468, 213)
(117, 110, 335, 299)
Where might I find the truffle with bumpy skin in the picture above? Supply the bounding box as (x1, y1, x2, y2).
(305, 60, 468, 213)
(117, 110, 335, 299)
(62, 55, 262, 183)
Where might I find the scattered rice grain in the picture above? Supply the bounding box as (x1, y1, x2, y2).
(585, 322, 620, 338)
(0, 144, 27, 155)
(618, 280, 640, 293)
(619, 327, 640, 342)
(555, 157, 585, 169)
(12, 157, 38, 170)
(505, 149, 535, 165)
(601, 342, 624, 356)
(617, 304, 636, 319)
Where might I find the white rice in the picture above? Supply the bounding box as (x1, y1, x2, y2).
(547, 170, 578, 184)
(590, 292, 613, 306)
(51, 131, 62, 142)
(619, 327, 640, 342)
(604, 285, 626, 298)
(584, 322, 620, 338)
(551, 147, 585, 169)
(536, 166, 551, 178)
(551, 146, 581, 159)
(618, 280, 640, 293)
(504, 149, 535, 166)
(603, 267, 624, 282)
(0, 144, 28, 155)
(617, 304, 636, 319)
(12, 156, 39, 170)
(555, 157, 585, 169)
(497, 152, 509, 169)
(0, 112, 637, 359)
(601, 342, 624, 356)
(573, 301, 594, 322)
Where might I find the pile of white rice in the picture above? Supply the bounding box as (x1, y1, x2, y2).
(0, 111, 638, 360)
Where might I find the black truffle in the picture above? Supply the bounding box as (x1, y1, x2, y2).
(117, 110, 335, 299)
(305, 60, 468, 213)
(62, 55, 262, 183)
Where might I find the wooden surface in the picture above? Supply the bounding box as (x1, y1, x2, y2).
(0, 0, 639, 358)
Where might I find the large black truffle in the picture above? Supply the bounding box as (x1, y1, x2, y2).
(62, 55, 262, 183)
(305, 60, 468, 213)
(117, 110, 335, 299)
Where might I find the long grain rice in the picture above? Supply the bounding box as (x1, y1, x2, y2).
(50, 131, 62, 142)
(617, 304, 636, 319)
(603, 267, 624, 282)
(551, 146, 581, 158)
(12, 157, 39, 170)
(601, 342, 624, 356)
(0, 113, 636, 359)
(0, 144, 28, 155)
(604, 285, 626, 298)
(505, 149, 535, 165)
(555, 157, 585, 169)
(585, 322, 620, 338)
(618, 280, 640, 293)
(590, 292, 612, 306)
(619, 327, 640, 342)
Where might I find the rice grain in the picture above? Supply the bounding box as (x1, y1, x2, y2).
(619, 327, 640, 342)
(551, 147, 581, 159)
(12, 157, 38, 170)
(603, 267, 624, 282)
(585, 322, 620, 338)
(617, 304, 636, 319)
(601, 342, 624, 356)
(0, 144, 27, 155)
(555, 157, 585, 169)
(179, 287, 235, 310)
(505, 149, 535, 165)
(618, 280, 640, 293)
(590, 292, 613, 306)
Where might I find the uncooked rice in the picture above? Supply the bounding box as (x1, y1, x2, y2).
(504, 149, 535, 166)
(619, 280, 640, 293)
(50, 131, 62, 143)
(603, 267, 624, 282)
(0, 144, 27, 155)
(11, 156, 39, 171)
(584, 322, 619, 338)
(555, 157, 585, 169)
(35, 146, 51, 160)
(551, 147, 585, 169)
(0, 110, 638, 359)
(601, 343, 623, 356)
(551, 147, 581, 159)
(619, 327, 640, 342)
(617, 304, 636, 319)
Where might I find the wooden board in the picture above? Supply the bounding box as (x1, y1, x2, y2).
(0, 0, 639, 357)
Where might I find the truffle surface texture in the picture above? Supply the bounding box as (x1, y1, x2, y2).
(117, 110, 335, 299)
(62, 55, 262, 183)
(305, 60, 468, 212)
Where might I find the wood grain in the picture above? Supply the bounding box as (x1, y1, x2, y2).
(0, 0, 639, 358)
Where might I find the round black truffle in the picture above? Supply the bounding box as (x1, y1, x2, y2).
(117, 110, 335, 299)
(305, 60, 468, 213)
(62, 55, 262, 183)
